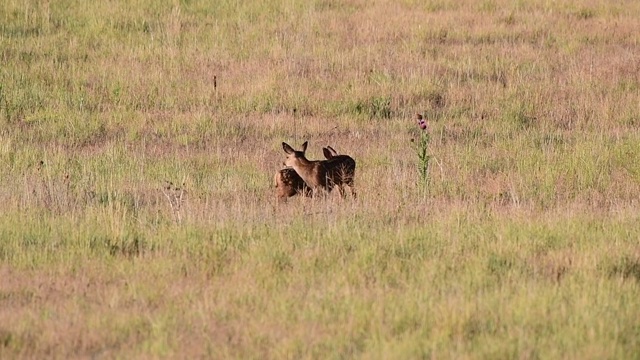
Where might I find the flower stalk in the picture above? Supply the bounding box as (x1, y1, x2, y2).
(415, 114, 431, 185)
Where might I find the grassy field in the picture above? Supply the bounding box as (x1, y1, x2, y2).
(1, 0, 640, 358)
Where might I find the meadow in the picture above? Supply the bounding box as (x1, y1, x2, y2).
(1, 0, 640, 358)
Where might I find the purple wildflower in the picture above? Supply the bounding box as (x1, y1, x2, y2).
(416, 113, 427, 130)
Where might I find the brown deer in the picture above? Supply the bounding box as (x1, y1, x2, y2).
(274, 145, 349, 201)
(281, 141, 356, 198)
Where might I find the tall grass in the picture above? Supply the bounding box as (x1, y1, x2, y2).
(1, 0, 640, 358)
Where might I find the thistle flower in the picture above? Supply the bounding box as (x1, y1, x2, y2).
(416, 113, 427, 130)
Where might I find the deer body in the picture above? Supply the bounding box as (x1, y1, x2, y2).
(322, 146, 357, 198)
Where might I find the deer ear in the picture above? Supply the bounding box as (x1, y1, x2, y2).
(301, 141, 308, 152)
(323, 147, 333, 159)
(282, 142, 294, 154)
(327, 146, 338, 156)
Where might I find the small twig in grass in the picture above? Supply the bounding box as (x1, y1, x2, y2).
(162, 179, 187, 225)
(431, 155, 444, 178)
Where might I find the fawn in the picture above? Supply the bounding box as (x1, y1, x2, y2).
(274, 144, 335, 201)
(281, 141, 356, 198)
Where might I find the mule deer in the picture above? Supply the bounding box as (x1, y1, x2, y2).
(282, 141, 356, 198)
(274, 145, 349, 201)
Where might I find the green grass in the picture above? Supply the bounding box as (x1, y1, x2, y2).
(1, 0, 640, 358)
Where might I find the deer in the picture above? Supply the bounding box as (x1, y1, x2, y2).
(281, 141, 356, 199)
(274, 145, 351, 201)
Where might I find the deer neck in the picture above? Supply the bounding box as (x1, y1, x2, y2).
(290, 158, 325, 189)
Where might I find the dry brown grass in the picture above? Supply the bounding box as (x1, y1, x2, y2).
(1, 0, 640, 358)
